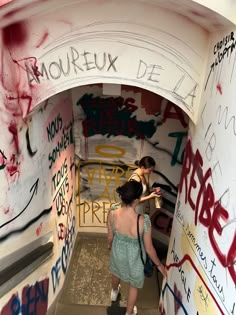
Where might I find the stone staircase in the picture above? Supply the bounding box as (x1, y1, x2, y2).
(54, 234, 162, 315)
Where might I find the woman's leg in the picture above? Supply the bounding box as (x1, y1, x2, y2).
(111, 274, 121, 302)
(111, 274, 120, 290)
(126, 285, 138, 314)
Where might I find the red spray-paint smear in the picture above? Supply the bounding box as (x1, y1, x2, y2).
(13, 56, 41, 82)
(6, 92, 33, 117)
(5, 96, 23, 117)
(122, 85, 163, 115)
(21, 92, 33, 115)
(36, 31, 49, 48)
(8, 122, 19, 153)
(2, 21, 28, 47)
(216, 83, 223, 95)
(6, 164, 19, 176)
(0, 0, 12, 8)
(36, 222, 43, 236)
(6, 154, 20, 177)
(3, 207, 10, 214)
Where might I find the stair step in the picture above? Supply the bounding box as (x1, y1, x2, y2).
(55, 302, 160, 315)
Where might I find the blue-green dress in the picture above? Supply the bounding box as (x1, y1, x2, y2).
(109, 206, 151, 288)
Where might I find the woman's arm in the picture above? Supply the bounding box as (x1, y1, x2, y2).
(107, 211, 114, 250)
(143, 226, 167, 278)
(140, 191, 160, 202)
(130, 173, 160, 203)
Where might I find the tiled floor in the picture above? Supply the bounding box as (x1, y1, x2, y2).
(56, 233, 163, 315)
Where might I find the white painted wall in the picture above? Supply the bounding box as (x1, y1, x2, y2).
(193, 0, 236, 24)
(160, 27, 236, 315)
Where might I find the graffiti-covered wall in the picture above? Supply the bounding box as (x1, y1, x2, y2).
(0, 0, 210, 123)
(160, 28, 236, 315)
(1, 0, 235, 314)
(72, 84, 188, 233)
(0, 90, 76, 314)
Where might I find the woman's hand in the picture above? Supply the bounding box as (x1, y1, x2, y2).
(159, 264, 168, 278)
(149, 191, 161, 199)
(153, 187, 162, 197)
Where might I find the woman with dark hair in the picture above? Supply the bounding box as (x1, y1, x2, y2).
(129, 156, 161, 214)
(107, 180, 167, 315)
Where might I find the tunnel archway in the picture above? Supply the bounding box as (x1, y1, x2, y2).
(2, 0, 229, 123)
(1, 1, 235, 314)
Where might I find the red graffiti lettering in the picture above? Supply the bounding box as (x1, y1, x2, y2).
(163, 102, 188, 128)
(179, 139, 235, 283)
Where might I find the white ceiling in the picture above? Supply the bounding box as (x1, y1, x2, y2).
(0, 0, 234, 32)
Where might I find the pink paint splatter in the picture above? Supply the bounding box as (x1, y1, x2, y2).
(3, 207, 9, 214)
(0, 0, 12, 8)
(216, 83, 223, 95)
(6, 154, 20, 177)
(6, 92, 33, 117)
(36, 222, 43, 236)
(6, 164, 19, 177)
(2, 22, 28, 47)
(13, 56, 41, 82)
(35, 31, 49, 48)
(8, 122, 19, 153)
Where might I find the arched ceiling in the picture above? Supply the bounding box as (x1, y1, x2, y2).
(139, 0, 235, 31)
(0, 0, 234, 32)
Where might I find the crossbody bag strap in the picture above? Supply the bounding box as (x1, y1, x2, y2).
(137, 214, 145, 265)
(129, 173, 142, 182)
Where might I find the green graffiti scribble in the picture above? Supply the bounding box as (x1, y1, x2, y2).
(77, 93, 156, 139)
(168, 131, 187, 166)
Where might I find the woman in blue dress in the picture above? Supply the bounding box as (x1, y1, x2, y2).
(107, 180, 167, 315)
